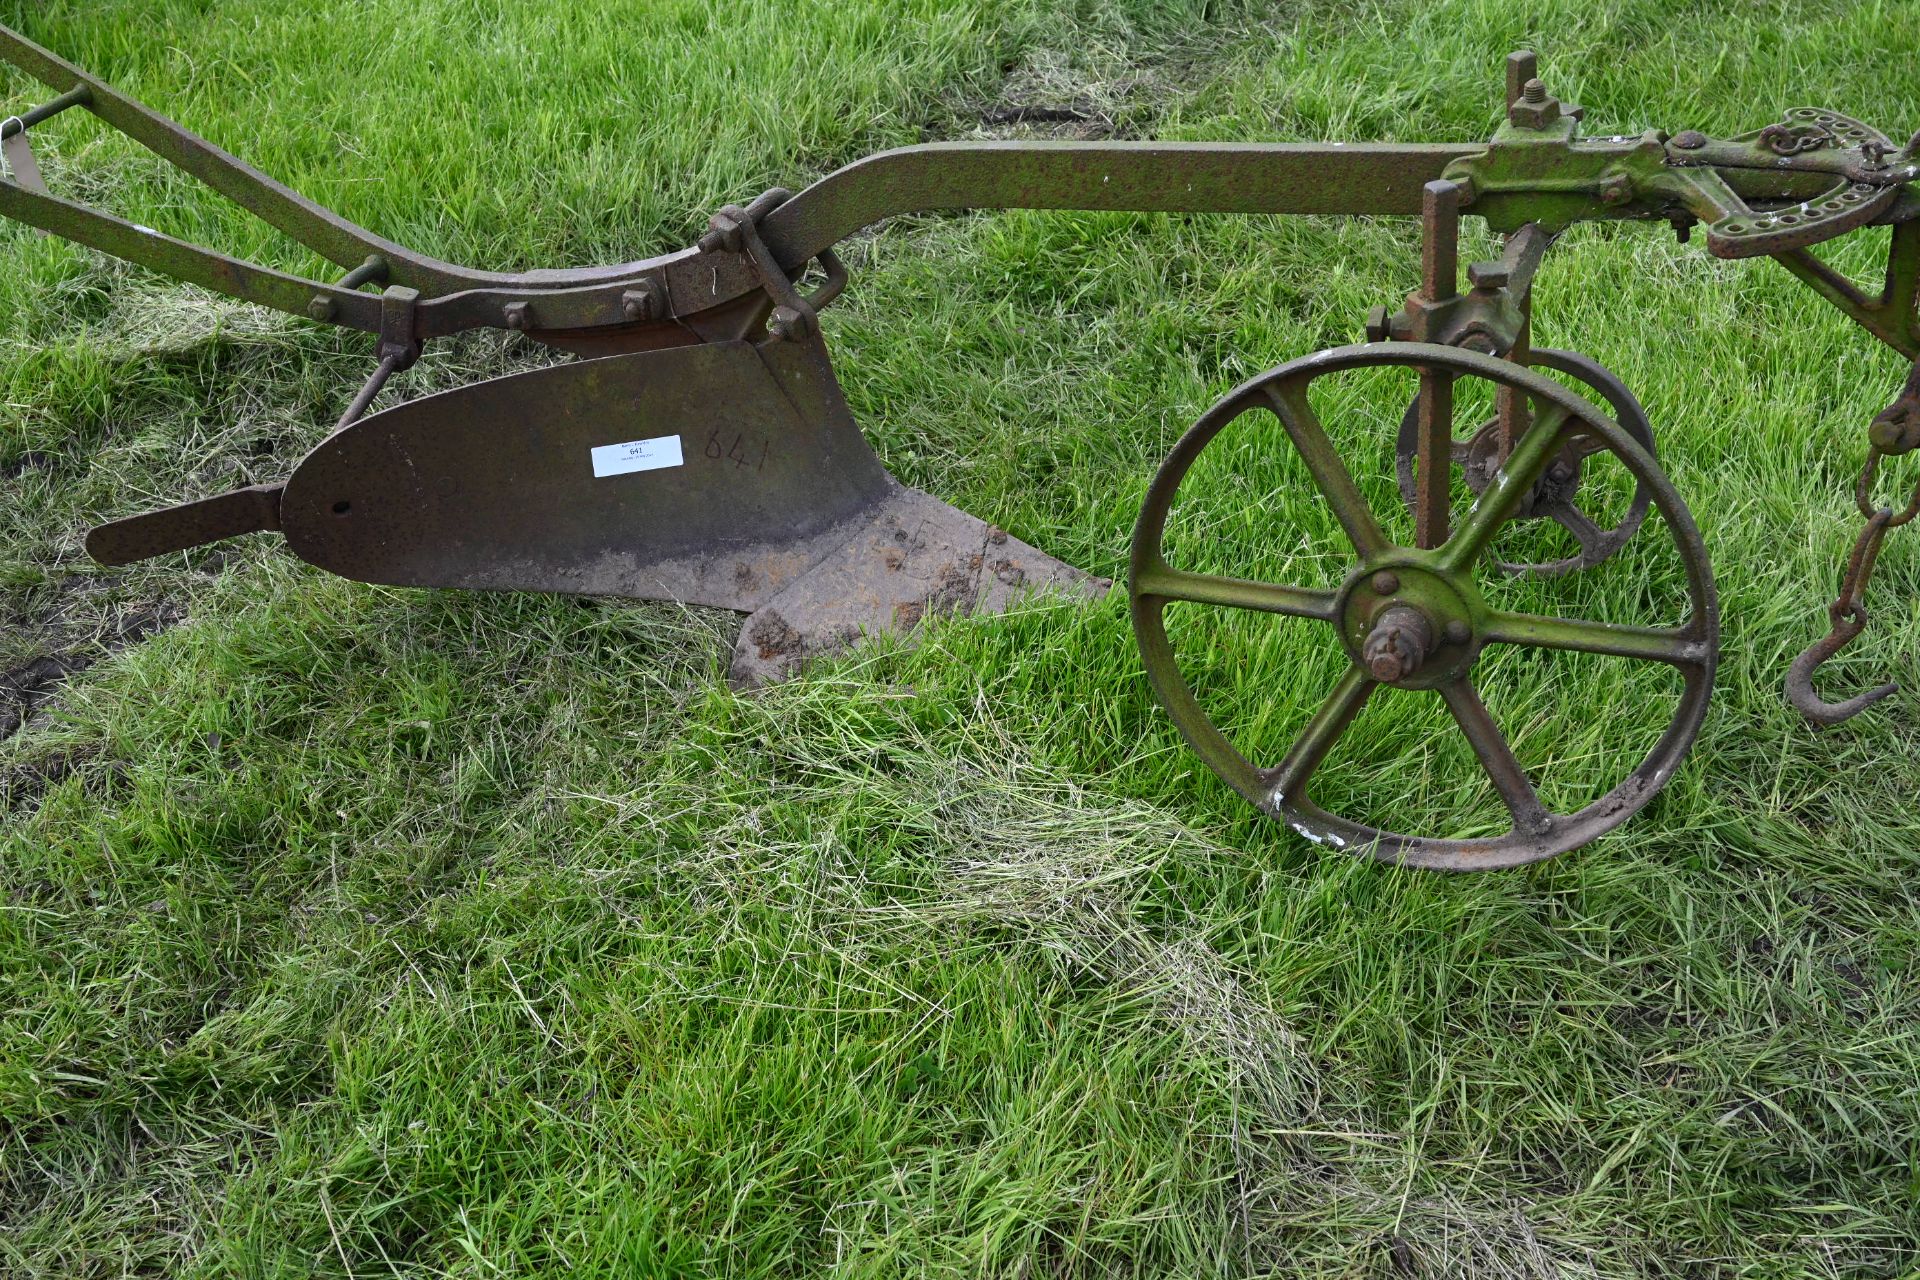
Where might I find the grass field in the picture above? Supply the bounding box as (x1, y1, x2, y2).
(4, 0, 1920, 1275)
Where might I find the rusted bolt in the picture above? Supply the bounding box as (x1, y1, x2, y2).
(1362, 605, 1434, 682)
(699, 206, 749, 254)
(1548, 459, 1575, 483)
(767, 305, 814, 342)
(1371, 570, 1399, 594)
(1365, 304, 1392, 343)
(1444, 619, 1472, 645)
(621, 282, 665, 323)
(1467, 261, 1510, 292)
(1599, 175, 1634, 206)
(306, 295, 336, 322)
(1671, 130, 1709, 150)
(503, 301, 531, 331)
(1522, 78, 1547, 104)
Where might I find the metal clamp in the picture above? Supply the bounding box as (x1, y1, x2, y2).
(699, 188, 846, 341)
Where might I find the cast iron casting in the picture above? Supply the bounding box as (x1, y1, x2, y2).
(3, 31, 1916, 867)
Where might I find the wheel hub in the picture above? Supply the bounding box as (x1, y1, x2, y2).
(1337, 561, 1480, 689)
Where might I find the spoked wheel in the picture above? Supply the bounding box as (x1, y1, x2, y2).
(1393, 348, 1657, 577)
(1129, 343, 1717, 870)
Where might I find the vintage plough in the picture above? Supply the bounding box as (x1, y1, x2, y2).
(4, 27, 1916, 869)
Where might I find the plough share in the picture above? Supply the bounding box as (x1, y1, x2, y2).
(4, 27, 1916, 869)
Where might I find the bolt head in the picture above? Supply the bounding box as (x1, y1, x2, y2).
(503, 301, 530, 331)
(1600, 176, 1634, 206)
(621, 283, 665, 323)
(1444, 619, 1471, 645)
(1371, 571, 1399, 594)
(1671, 130, 1709, 151)
(1467, 260, 1511, 292)
(307, 296, 336, 322)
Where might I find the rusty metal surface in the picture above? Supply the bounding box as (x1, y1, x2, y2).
(730, 487, 1104, 684)
(281, 336, 894, 609)
(86, 484, 283, 566)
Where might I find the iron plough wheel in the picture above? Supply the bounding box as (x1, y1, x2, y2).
(1393, 348, 1658, 577)
(1129, 343, 1717, 870)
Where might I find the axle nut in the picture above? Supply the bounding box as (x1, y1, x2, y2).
(1362, 605, 1434, 683)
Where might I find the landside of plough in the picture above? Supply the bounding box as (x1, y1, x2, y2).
(3, 29, 1916, 868)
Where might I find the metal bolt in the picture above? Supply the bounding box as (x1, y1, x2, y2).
(1671, 130, 1709, 150)
(503, 301, 531, 331)
(1371, 570, 1399, 594)
(1600, 175, 1634, 206)
(306, 295, 336, 322)
(767, 305, 814, 343)
(1364, 304, 1392, 343)
(1444, 619, 1472, 645)
(622, 282, 665, 323)
(1522, 79, 1547, 104)
(1467, 261, 1510, 292)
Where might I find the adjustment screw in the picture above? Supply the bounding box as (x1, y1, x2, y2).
(1522, 78, 1547, 104)
(1444, 619, 1472, 645)
(503, 301, 531, 331)
(1671, 130, 1709, 150)
(1371, 570, 1400, 594)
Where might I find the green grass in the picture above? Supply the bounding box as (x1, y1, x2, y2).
(4, 0, 1920, 1275)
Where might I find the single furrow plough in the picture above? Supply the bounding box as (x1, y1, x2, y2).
(4, 27, 1915, 868)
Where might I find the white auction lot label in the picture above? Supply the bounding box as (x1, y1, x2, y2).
(589, 434, 684, 478)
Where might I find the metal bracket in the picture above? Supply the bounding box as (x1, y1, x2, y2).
(699, 188, 846, 342)
(378, 285, 421, 368)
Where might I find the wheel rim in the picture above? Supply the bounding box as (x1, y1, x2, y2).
(1129, 343, 1717, 871)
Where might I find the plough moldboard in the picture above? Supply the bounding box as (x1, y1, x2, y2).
(4, 27, 1917, 869)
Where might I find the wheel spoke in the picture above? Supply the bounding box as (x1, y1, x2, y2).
(1543, 499, 1609, 560)
(1262, 379, 1390, 560)
(1536, 498, 1612, 556)
(1484, 610, 1710, 666)
(1133, 566, 1338, 620)
(1264, 666, 1375, 807)
(1438, 404, 1571, 572)
(1438, 678, 1552, 836)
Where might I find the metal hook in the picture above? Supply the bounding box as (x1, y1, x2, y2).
(1783, 511, 1899, 727)
(1783, 608, 1900, 727)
